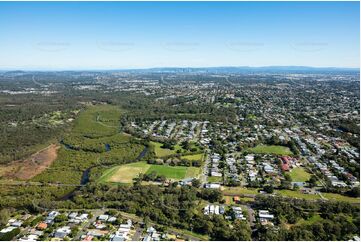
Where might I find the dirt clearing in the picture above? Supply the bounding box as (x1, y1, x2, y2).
(1, 144, 59, 180)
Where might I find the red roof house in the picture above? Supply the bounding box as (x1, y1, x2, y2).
(281, 163, 290, 171)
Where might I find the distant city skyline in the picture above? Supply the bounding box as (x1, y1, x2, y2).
(0, 1, 359, 70)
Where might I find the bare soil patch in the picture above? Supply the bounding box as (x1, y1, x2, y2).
(1, 144, 59, 180)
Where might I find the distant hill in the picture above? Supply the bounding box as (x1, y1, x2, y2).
(112, 66, 360, 74)
(1, 66, 359, 75)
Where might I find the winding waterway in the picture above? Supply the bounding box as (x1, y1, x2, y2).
(59, 146, 148, 200)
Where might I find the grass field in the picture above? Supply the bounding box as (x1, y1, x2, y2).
(247, 145, 293, 156)
(264, 189, 360, 203)
(322, 192, 360, 204)
(185, 166, 202, 178)
(222, 187, 259, 196)
(98, 162, 151, 184)
(276, 189, 321, 200)
(150, 141, 203, 158)
(150, 141, 176, 157)
(146, 165, 187, 179)
(73, 105, 121, 138)
(296, 214, 323, 226)
(207, 176, 223, 183)
(182, 153, 204, 161)
(289, 167, 311, 182)
(99, 161, 201, 183)
(222, 187, 358, 203)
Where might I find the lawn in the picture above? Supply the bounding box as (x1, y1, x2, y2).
(100, 162, 201, 183)
(182, 153, 204, 161)
(150, 141, 203, 158)
(73, 105, 121, 138)
(296, 214, 323, 226)
(146, 165, 187, 180)
(247, 145, 293, 156)
(275, 190, 360, 203)
(207, 176, 223, 183)
(322, 192, 360, 204)
(222, 187, 259, 196)
(276, 189, 321, 200)
(289, 167, 311, 182)
(185, 166, 201, 178)
(98, 162, 151, 184)
(150, 141, 176, 157)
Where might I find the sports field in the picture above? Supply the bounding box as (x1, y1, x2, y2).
(247, 145, 293, 156)
(289, 167, 311, 182)
(99, 162, 151, 183)
(146, 165, 186, 179)
(99, 161, 201, 183)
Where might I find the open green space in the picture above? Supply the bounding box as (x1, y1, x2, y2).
(99, 161, 201, 183)
(207, 176, 223, 183)
(289, 167, 311, 182)
(185, 166, 202, 178)
(146, 165, 187, 180)
(296, 214, 323, 226)
(247, 145, 293, 156)
(253, 188, 359, 204)
(99, 162, 151, 184)
(150, 141, 177, 157)
(182, 153, 204, 161)
(150, 141, 203, 158)
(32, 105, 145, 186)
(322, 192, 360, 204)
(72, 105, 121, 138)
(222, 187, 259, 196)
(276, 189, 321, 200)
(170, 227, 210, 241)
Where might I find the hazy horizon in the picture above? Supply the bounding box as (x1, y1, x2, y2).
(0, 1, 359, 70)
(0, 65, 360, 72)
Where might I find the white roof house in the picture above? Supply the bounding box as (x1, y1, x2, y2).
(98, 215, 109, 221)
(68, 212, 78, 219)
(205, 183, 221, 189)
(48, 211, 59, 218)
(259, 210, 274, 219)
(214, 205, 220, 215)
(10, 221, 22, 227)
(0, 226, 16, 233)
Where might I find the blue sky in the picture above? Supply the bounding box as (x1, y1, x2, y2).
(0, 1, 359, 70)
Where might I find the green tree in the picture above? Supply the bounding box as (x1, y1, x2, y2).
(0, 209, 10, 227)
(308, 175, 318, 188)
(264, 185, 274, 194)
(191, 179, 201, 188)
(230, 220, 251, 240)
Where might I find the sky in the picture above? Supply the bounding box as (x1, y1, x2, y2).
(0, 1, 359, 70)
